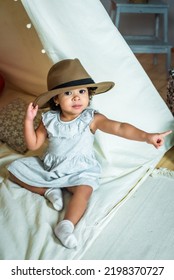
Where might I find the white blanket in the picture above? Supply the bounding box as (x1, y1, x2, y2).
(82, 173, 174, 260)
(1, 142, 174, 259)
(0, 142, 158, 260)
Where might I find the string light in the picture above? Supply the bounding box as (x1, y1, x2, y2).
(26, 23, 32, 29)
(13, 0, 45, 55)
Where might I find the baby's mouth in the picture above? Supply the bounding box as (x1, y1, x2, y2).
(72, 104, 82, 109)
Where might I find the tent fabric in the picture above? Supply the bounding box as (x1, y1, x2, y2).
(0, 0, 174, 259)
(20, 0, 174, 177)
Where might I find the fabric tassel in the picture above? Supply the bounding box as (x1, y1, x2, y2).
(151, 167, 174, 179)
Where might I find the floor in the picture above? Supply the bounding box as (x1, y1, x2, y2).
(136, 52, 173, 101)
(136, 52, 174, 170)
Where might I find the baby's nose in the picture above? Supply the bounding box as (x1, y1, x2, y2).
(73, 94, 80, 100)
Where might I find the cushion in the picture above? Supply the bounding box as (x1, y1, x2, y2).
(166, 69, 174, 116)
(0, 98, 41, 153)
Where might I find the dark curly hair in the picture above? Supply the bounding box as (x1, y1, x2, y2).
(49, 87, 96, 111)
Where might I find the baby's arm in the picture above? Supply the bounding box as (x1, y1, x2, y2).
(24, 103, 47, 151)
(91, 113, 172, 149)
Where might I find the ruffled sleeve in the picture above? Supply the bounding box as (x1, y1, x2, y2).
(42, 110, 60, 137)
(80, 108, 98, 125)
(42, 110, 57, 127)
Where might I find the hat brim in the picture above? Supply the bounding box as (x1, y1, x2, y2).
(33, 81, 115, 108)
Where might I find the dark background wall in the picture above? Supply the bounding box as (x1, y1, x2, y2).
(100, 0, 174, 47)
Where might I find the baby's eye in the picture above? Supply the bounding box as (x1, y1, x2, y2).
(79, 89, 86, 94)
(64, 91, 72, 96)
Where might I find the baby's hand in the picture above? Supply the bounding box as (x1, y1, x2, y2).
(147, 130, 172, 149)
(25, 102, 39, 121)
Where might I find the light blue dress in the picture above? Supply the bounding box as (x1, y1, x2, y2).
(8, 108, 101, 190)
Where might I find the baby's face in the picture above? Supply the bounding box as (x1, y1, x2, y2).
(54, 87, 89, 119)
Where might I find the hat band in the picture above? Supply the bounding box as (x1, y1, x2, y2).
(51, 78, 95, 90)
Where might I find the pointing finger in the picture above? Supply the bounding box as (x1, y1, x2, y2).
(161, 130, 172, 137)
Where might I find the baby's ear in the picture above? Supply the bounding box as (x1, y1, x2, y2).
(53, 95, 59, 105)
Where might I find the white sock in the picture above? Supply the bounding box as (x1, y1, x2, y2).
(54, 220, 77, 249)
(44, 188, 63, 211)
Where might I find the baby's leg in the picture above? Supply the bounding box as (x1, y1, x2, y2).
(9, 172, 63, 210)
(9, 172, 47, 195)
(54, 185, 93, 248)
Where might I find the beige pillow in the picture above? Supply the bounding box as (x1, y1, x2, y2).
(0, 98, 41, 153)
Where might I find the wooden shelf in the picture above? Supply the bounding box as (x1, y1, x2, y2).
(109, 0, 172, 69)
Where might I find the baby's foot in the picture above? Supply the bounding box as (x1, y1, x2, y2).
(54, 220, 77, 249)
(44, 188, 63, 211)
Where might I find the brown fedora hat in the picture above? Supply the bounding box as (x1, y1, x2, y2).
(34, 58, 115, 108)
